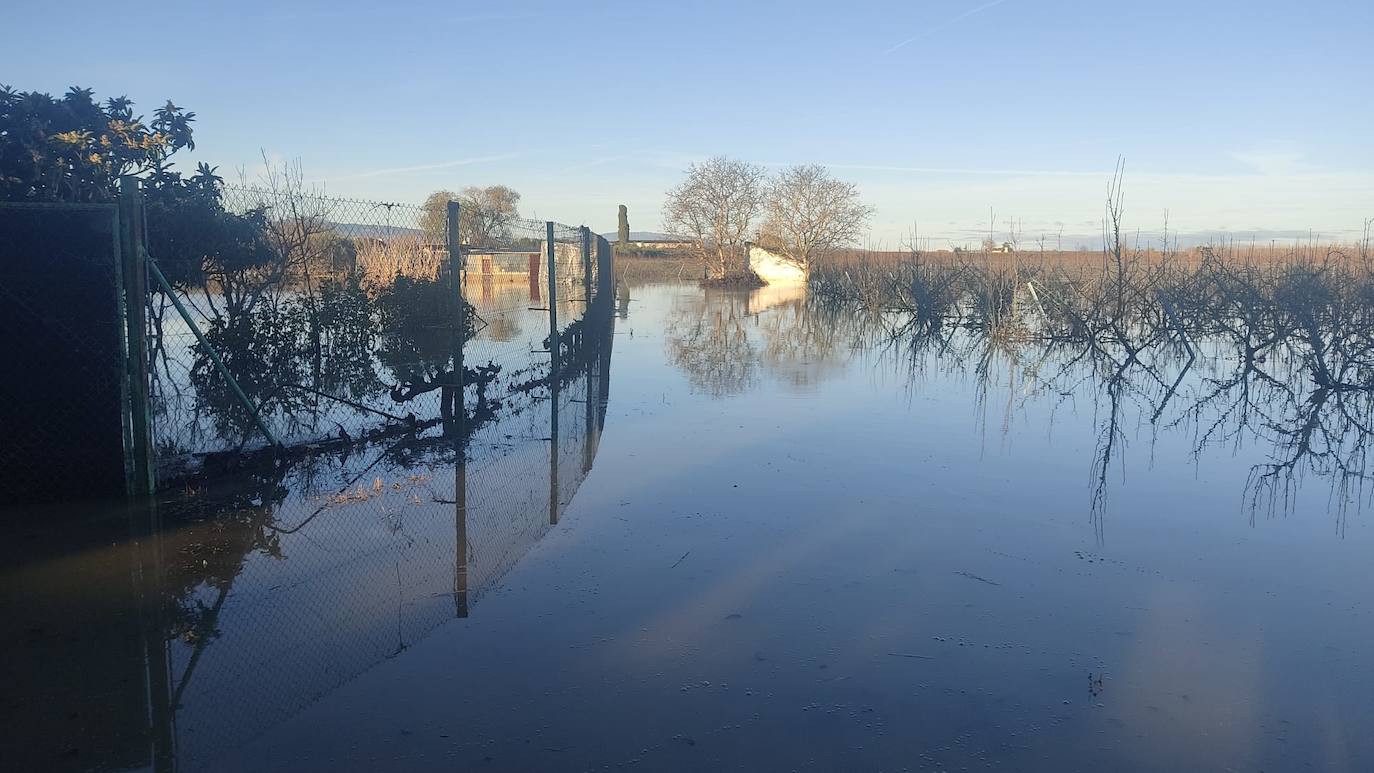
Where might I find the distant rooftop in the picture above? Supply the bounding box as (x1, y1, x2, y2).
(599, 231, 692, 243)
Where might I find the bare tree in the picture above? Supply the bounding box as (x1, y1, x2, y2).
(254, 156, 334, 290)
(758, 164, 872, 272)
(208, 154, 332, 320)
(422, 186, 522, 248)
(419, 190, 459, 244)
(662, 156, 766, 279)
(458, 185, 520, 247)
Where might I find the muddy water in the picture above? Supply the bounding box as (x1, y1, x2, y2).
(6, 282, 1374, 771)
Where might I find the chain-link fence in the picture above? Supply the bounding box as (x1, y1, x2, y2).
(120, 185, 615, 769)
(151, 312, 613, 771)
(146, 186, 612, 483)
(5, 182, 616, 771)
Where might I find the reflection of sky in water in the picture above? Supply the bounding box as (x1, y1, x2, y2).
(214, 283, 1374, 771)
(12, 280, 1374, 771)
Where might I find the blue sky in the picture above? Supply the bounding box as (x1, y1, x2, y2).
(6, 0, 1372, 245)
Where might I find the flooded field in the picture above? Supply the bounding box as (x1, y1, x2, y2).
(7, 279, 1374, 771)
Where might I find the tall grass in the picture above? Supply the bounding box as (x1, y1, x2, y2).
(354, 238, 445, 284)
(810, 237, 1374, 358)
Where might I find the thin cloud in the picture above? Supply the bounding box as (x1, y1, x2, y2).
(555, 155, 632, 175)
(1229, 145, 1316, 176)
(327, 153, 523, 181)
(554, 149, 707, 177)
(883, 0, 1013, 55)
(259, 9, 537, 25)
(817, 162, 1102, 177)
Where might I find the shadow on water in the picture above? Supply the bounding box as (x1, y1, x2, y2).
(0, 299, 613, 772)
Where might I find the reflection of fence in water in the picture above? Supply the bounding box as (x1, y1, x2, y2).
(130, 186, 616, 770)
(5, 185, 617, 770)
(163, 345, 610, 771)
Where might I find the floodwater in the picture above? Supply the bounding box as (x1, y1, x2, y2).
(6, 280, 1374, 771)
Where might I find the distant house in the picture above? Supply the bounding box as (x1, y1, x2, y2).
(457, 242, 589, 289)
(602, 231, 695, 250)
(624, 238, 694, 250)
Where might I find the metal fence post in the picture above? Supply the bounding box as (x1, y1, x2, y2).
(442, 199, 468, 619)
(549, 377, 560, 526)
(118, 177, 155, 497)
(454, 460, 469, 618)
(583, 346, 596, 474)
(598, 236, 613, 309)
(546, 221, 559, 375)
(580, 226, 593, 306)
(145, 257, 279, 449)
(447, 201, 464, 433)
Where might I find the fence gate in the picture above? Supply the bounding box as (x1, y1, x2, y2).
(0, 197, 150, 506)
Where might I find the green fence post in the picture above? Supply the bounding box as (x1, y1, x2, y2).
(549, 379, 560, 525)
(546, 221, 559, 376)
(144, 257, 279, 449)
(581, 226, 593, 306)
(445, 200, 469, 617)
(118, 177, 155, 497)
(447, 200, 464, 432)
(599, 236, 613, 309)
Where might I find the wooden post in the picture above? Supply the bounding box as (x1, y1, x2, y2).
(118, 177, 155, 497)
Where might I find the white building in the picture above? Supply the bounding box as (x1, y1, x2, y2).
(746, 243, 806, 285)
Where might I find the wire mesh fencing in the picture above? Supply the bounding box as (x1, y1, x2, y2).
(144, 186, 612, 482)
(4, 180, 616, 770)
(151, 311, 613, 772)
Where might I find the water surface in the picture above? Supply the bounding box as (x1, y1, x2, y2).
(6, 281, 1374, 771)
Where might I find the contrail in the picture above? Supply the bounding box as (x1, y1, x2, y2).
(882, 0, 1012, 55)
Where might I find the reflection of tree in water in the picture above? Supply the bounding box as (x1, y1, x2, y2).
(877, 271, 1374, 536)
(149, 460, 293, 706)
(1170, 327, 1374, 530)
(666, 288, 866, 397)
(756, 298, 846, 391)
(164, 274, 487, 449)
(374, 276, 473, 392)
(1245, 381, 1374, 525)
(180, 277, 386, 442)
(658, 267, 1374, 531)
(131, 308, 616, 765)
(665, 291, 757, 397)
(313, 278, 383, 398)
